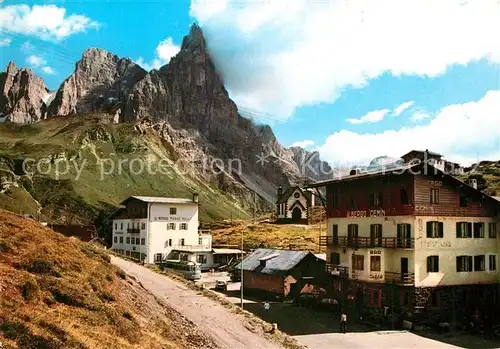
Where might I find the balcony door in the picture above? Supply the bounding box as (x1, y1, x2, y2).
(397, 224, 412, 248)
(401, 257, 409, 282)
(347, 224, 358, 245)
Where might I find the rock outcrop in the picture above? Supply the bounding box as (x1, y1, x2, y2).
(0, 62, 50, 123)
(47, 48, 147, 117)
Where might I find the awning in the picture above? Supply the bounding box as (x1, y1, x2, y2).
(212, 248, 244, 255)
(418, 272, 444, 287)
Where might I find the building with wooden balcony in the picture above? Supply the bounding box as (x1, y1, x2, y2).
(308, 161, 500, 327)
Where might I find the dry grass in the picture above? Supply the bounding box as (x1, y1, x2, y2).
(210, 207, 327, 252)
(0, 209, 216, 349)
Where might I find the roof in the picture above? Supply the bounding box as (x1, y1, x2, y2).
(493, 197, 500, 202)
(277, 186, 306, 204)
(212, 248, 244, 254)
(50, 224, 97, 243)
(120, 196, 195, 205)
(306, 162, 500, 208)
(236, 248, 313, 275)
(401, 149, 443, 158)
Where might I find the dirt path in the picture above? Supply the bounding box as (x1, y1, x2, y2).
(112, 257, 281, 349)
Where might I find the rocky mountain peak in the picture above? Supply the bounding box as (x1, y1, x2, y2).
(47, 48, 147, 117)
(0, 63, 49, 123)
(181, 23, 206, 51)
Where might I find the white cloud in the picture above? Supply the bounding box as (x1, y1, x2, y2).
(42, 66, 56, 75)
(316, 90, 500, 166)
(346, 109, 390, 124)
(26, 55, 46, 67)
(392, 101, 415, 116)
(136, 37, 180, 71)
(0, 4, 99, 41)
(190, 0, 500, 119)
(0, 37, 12, 46)
(410, 110, 433, 122)
(291, 140, 315, 148)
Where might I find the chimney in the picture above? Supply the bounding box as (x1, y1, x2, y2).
(192, 193, 199, 203)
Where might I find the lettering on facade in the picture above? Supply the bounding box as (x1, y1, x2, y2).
(415, 205, 434, 212)
(421, 240, 451, 248)
(153, 216, 190, 222)
(346, 209, 385, 218)
(369, 273, 383, 280)
(370, 250, 381, 255)
(428, 180, 443, 187)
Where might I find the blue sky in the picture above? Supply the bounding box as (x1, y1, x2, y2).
(1, 0, 500, 166)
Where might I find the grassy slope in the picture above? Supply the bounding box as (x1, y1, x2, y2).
(0, 115, 249, 226)
(0, 209, 216, 349)
(209, 207, 327, 252)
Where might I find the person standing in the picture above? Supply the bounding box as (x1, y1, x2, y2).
(340, 312, 347, 334)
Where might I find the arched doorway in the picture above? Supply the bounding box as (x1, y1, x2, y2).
(291, 207, 302, 222)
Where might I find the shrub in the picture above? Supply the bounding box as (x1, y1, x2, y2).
(27, 259, 53, 275)
(117, 270, 126, 280)
(101, 253, 111, 263)
(122, 312, 133, 320)
(99, 292, 115, 302)
(0, 241, 10, 252)
(0, 319, 29, 339)
(21, 279, 39, 301)
(105, 274, 113, 282)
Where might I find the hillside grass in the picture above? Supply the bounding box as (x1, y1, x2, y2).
(0, 115, 250, 225)
(0, 209, 216, 349)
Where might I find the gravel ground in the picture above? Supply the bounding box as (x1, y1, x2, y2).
(112, 257, 280, 349)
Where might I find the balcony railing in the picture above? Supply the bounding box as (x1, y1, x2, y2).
(325, 263, 349, 278)
(171, 244, 212, 251)
(384, 271, 415, 285)
(319, 236, 414, 249)
(127, 228, 140, 234)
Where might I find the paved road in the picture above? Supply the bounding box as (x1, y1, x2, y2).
(294, 331, 461, 349)
(112, 257, 280, 349)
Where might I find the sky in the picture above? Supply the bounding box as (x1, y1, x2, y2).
(1, 0, 500, 167)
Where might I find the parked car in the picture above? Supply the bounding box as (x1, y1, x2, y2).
(215, 280, 228, 291)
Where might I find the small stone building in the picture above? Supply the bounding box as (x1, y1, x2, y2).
(275, 186, 314, 224)
(237, 248, 326, 301)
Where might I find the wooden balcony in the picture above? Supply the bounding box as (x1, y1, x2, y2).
(384, 271, 415, 285)
(127, 228, 140, 234)
(325, 263, 349, 278)
(319, 236, 414, 249)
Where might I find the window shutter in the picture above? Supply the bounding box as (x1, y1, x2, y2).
(456, 222, 461, 238)
(426, 221, 433, 237)
(468, 256, 473, 271)
(439, 222, 444, 238)
(378, 290, 382, 308)
(427, 256, 431, 272)
(456, 256, 460, 272)
(436, 256, 439, 272)
(467, 223, 472, 238)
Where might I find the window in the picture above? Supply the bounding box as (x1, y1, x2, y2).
(179, 238, 185, 246)
(397, 224, 412, 247)
(427, 256, 439, 273)
(400, 189, 409, 205)
(457, 256, 473, 272)
(113, 236, 117, 243)
(348, 196, 357, 210)
(141, 238, 145, 245)
(489, 223, 497, 238)
(126, 237, 130, 244)
(199, 237, 203, 245)
(127, 222, 130, 229)
(330, 252, 340, 265)
(352, 255, 364, 270)
(473, 222, 485, 238)
(426, 221, 443, 238)
(369, 192, 382, 207)
(370, 224, 382, 247)
(197, 255, 207, 264)
(136, 238, 141, 244)
(430, 188, 439, 204)
(474, 255, 485, 271)
(170, 207, 177, 215)
(114, 222, 117, 230)
(154, 253, 163, 262)
(141, 223, 146, 229)
(459, 196, 468, 207)
(119, 237, 123, 243)
(347, 224, 358, 243)
(370, 256, 381, 272)
(120, 222, 123, 229)
(180, 223, 188, 230)
(456, 222, 472, 238)
(332, 224, 339, 244)
(167, 223, 176, 230)
(332, 190, 339, 209)
(489, 255, 497, 271)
